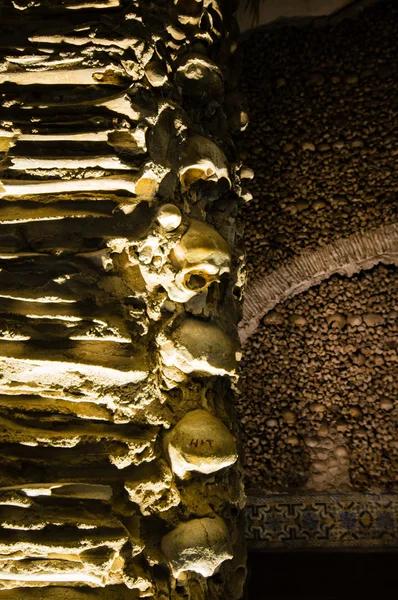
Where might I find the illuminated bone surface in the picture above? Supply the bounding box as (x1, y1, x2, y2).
(165, 409, 238, 477)
(161, 516, 233, 578)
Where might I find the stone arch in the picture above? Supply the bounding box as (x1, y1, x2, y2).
(239, 222, 398, 344)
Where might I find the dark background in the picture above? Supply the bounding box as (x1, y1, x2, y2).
(245, 552, 398, 598)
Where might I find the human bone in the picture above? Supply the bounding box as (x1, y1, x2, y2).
(0, 0, 245, 596)
(166, 218, 231, 302)
(179, 135, 230, 190)
(161, 516, 233, 577)
(124, 460, 180, 515)
(175, 54, 224, 105)
(145, 59, 168, 87)
(156, 203, 182, 232)
(165, 409, 238, 477)
(137, 218, 232, 304)
(159, 317, 237, 379)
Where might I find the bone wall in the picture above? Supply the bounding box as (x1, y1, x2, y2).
(241, 0, 397, 283)
(0, 0, 247, 597)
(240, 264, 398, 493)
(238, 0, 398, 494)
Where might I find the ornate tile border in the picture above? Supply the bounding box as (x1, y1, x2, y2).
(245, 493, 398, 550)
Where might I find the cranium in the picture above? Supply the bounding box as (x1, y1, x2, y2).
(165, 218, 231, 303)
(161, 516, 233, 578)
(175, 54, 223, 105)
(165, 409, 238, 478)
(179, 135, 230, 191)
(174, 0, 203, 26)
(136, 218, 231, 305)
(158, 316, 237, 383)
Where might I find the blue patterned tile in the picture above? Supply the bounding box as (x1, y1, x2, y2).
(245, 493, 398, 550)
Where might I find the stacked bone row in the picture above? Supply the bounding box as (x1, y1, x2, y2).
(0, 0, 247, 598)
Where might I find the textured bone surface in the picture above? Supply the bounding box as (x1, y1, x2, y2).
(159, 317, 237, 379)
(156, 204, 182, 232)
(0, 0, 245, 596)
(164, 218, 232, 302)
(161, 516, 233, 577)
(165, 410, 238, 477)
(179, 136, 230, 190)
(238, 0, 397, 504)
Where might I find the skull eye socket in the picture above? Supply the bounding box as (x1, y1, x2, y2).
(184, 273, 207, 290)
(181, 167, 207, 187)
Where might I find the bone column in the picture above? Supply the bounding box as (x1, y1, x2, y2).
(0, 0, 247, 598)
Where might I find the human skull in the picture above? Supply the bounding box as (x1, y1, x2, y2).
(164, 218, 231, 303)
(158, 317, 237, 381)
(179, 135, 230, 191)
(175, 55, 224, 105)
(165, 409, 238, 478)
(161, 516, 233, 578)
(136, 219, 230, 305)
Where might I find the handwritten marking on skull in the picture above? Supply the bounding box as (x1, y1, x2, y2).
(190, 439, 214, 448)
